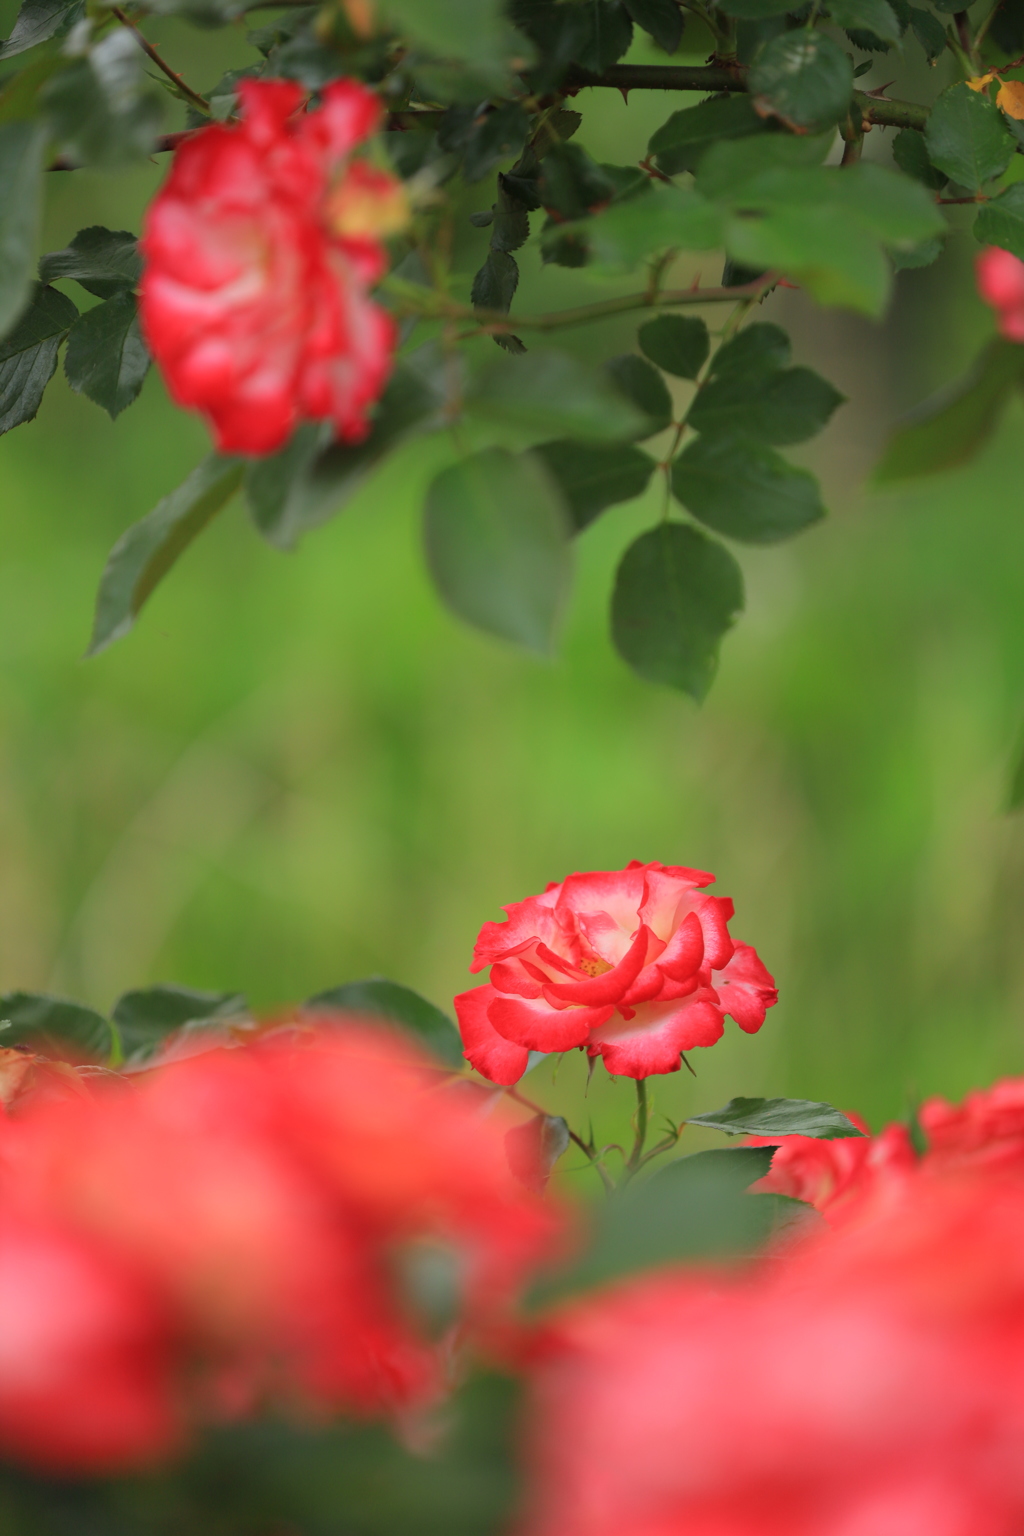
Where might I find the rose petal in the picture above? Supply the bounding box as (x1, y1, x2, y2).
(454, 987, 530, 1085)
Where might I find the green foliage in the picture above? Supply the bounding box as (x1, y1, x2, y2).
(244, 364, 438, 550)
(611, 523, 744, 700)
(423, 448, 572, 654)
(532, 440, 656, 530)
(673, 433, 826, 543)
(975, 183, 1024, 261)
(90, 456, 244, 654)
(542, 1147, 796, 1298)
(0, 282, 76, 433)
(604, 353, 674, 437)
(749, 32, 854, 133)
(909, 4, 946, 57)
(687, 331, 844, 446)
(305, 978, 464, 1065)
(0, 0, 83, 59)
(646, 96, 766, 177)
(465, 349, 647, 441)
(925, 82, 1015, 192)
(111, 985, 248, 1061)
(892, 128, 947, 191)
(637, 314, 710, 379)
(42, 34, 164, 167)
(687, 1095, 866, 1137)
(0, 990, 112, 1058)
(874, 340, 1024, 481)
(622, 0, 684, 52)
(0, 118, 47, 340)
(63, 290, 149, 418)
(829, 0, 902, 43)
(39, 225, 141, 298)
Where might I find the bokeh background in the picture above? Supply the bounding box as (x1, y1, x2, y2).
(2, 6, 1023, 1179)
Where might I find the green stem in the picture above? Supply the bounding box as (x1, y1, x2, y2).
(112, 7, 211, 113)
(974, 0, 1000, 51)
(627, 1078, 650, 1172)
(384, 273, 779, 339)
(565, 63, 931, 131)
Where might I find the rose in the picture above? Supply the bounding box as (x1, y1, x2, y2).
(455, 861, 776, 1083)
(0, 1022, 565, 1470)
(141, 79, 404, 455)
(520, 1170, 1024, 1536)
(976, 247, 1024, 342)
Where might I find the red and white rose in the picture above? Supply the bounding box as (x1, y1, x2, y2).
(455, 860, 777, 1083)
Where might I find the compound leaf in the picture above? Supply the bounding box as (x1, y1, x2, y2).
(673, 434, 825, 543)
(0, 281, 77, 434)
(64, 289, 149, 418)
(533, 439, 656, 530)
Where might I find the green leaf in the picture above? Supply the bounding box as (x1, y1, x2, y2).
(717, 0, 793, 17)
(245, 362, 438, 551)
(673, 433, 825, 543)
(688, 364, 844, 446)
(541, 1147, 787, 1297)
(829, 0, 901, 42)
(891, 234, 943, 270)
(975, 182, 1024, 261)
(466, 349, 647, 441)
(63, 290, 149, 418)
(0, 991, 112, 1060)
(637, 314, 709, 379)
(509, 0, 633, 79)
(0, 118, 47, 341)
(623, 0, 683, 51)
(42, 36, 163, 168)
(604, 354, 673, 437)
(571, 185, 724, 271)
(438, 101, 530, 182)
(696, 131, 834, 198)
(111, 985, 248, 1062)
(532, 439, 656, 530)
(384, 0, 519, 68)
(539, 141, 616, 220)
(89, 455, 243, 655)
(687, 1096, 866, 1138)
(709, 321, 791, 381)
(505, 1113, 571, 1191)
(892, 127, 947, 190)
(748, 31, 853, 132)
(304, 978, 464, 1067)
(423, 447, 572, 654)
(611, 522, 744, 699)
(471, 249, 519, 312)
(647, 96, 767, 177)
(0, 281, 77, 434)
(925, 82, 1014, 192)
(39, 225, 141, 299)
(0, 0, 82, 59)
(873, 338, 1024, 482)
(909, 3, 946, 57)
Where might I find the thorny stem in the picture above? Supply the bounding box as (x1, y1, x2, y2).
(566, 64, 931, 131)
(388, 273, 779, 341)
(111, 7, 211, 113)
(506, 1085, 617, 1195)
(626, 1078, 650, 1174)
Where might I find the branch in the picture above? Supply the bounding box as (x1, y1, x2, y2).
(567, 62, 930, 131)
(112, 8, 211, 113)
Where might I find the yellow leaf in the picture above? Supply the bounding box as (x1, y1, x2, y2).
(967, 72, 996, 91)
(998, 79, 1024, 119)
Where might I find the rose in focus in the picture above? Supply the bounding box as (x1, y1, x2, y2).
(976, 246, 1024, 342)
(0, 1021, 563, 1473)
(521, 1168, 1024, 1536)
(455, 861, 776, 1083)
(141, 79, 403, 455)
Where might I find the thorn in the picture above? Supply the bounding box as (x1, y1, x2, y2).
(864, 80, 896, 98)
(619, 87, 630, 103)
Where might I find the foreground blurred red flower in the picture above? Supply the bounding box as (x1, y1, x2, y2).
(522, 1169, 1024, 1536)
(455, 861, 776, 1083)
(0, 1022, 563, 1472)
(141, 79, 403, 455)
(977, 246, 1024, 342)
(753, 1076, 1024, 1224)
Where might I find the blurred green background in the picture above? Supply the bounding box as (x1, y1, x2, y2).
(3, 9, 1024, 1180)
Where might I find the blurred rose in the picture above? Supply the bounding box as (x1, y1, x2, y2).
(0, 1021, 565, 1470)
(141, 79, 400, 455)
(976, 247, 1024, 342)
(521, 1169, 1024, 1536)
(455, 861, 776, 1083)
